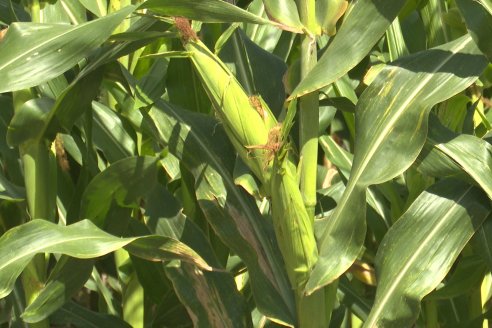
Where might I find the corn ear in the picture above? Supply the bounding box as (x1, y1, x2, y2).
(271, 155, 318, 290)
(180, 26, 277, 184)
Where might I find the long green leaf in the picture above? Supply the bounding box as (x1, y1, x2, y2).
(140, 0, 270, 24)
(51, 301, 131, 328)
(307, 35, 488, 295)
(319, 135, 389, 225)
(289, 0, 407, 99)
(143, 186, 252, 326)
(78, 0, 107, 17)
(0, 172, 24, 201)
(7, 98, 54, 147)
(364, 180, 491, 327)
(0, 219, 212, 299)
(21, 258, 94, 323)
(0, 0, 30, 24)
(456, 0, 492, 60)
(80, 156, 158, 227)
(261, 0, 304, 33)
(0, 6, 134, 93)
(145, 101, 296, 326)
(166, 264, 253, 328)
(424, 115, 492, 199)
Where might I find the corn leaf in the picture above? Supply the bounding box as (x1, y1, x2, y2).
(140, 0, 270, 24)
(0, 6, 134, 93)
(290, 0, 406, 99)
(0, 219, 212, 299)
(145, 100, 296, 326)
(307, 35, 488, 295)
(423, 115, 492, 199)
(456, 0, 492, 60)
(21, 258, 94, 323)
(365, 180, 491, 327)
(51, 301, 131, 328)
(80, 156, 158, 227)
(261, 0, 304, 33)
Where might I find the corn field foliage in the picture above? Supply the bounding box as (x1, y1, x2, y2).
(1, 0, 492, 327)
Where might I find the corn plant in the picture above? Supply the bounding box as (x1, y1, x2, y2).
(1, 0, 492, 327)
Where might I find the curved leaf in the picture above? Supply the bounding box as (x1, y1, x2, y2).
(262, 0, 304, 33)
(0, 173, 24, 201)
(51, 301, 131, 328)
(424, 115, 492, 199)
(307, 35, 488, 295)
(166, 264, 253, 328)
(21, 258, 94, 323)
(7, 98, 54, 147)
(80, 156, 158, 227)
(0, 219, 212, 299)
(290, 0, 407, 99)
(365, 180, 491, 327)
(456, 0, 492, 60)
(145, 100, 296, 325)
(0, 6, 134, 93)
(140, 0, 270, 24)
(0, 0, 30, 24)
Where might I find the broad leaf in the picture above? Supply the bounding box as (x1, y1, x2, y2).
(423, 115, 492, 199)
(92, 101, 136, 163)
(140, 0, 270, 24)
(0, 219, 211, 299)
(319, 135, 389, 225)
(316, 0, 348, 36)
(0, 6, 134, 93)
(261, 0, 304, 33)
(7, 98, 54, 147)
(80, 156, 158, 227)
(166, 263, 253, 328)
(0, 0, 30, 24)
(142, 186, 252, 326)
(21, 258, 94, 323)
(307, 35, 488, 295)
(290, 0, 407, 98)
(78, 0, 107, 17)
(51, 301, 131, 328)
(365, 180, 491, 327)
(456, 0, 492, 60)
(0, 172, 24, 201)
(145, 100, 296, 325)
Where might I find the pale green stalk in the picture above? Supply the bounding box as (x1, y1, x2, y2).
(14, 96, 54, 328)
(295, 1, 332, 326)
(298, 36, 318, 220)
(13, 6, 55, 325)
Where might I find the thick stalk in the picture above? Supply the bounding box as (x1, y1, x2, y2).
(299, 36, 318, 220)
(13, 108, 54, 328)
(295, 2, 336, 327)
(16, 4, 55, 327)
(30, 0, 40, 23)
(20, 142, 56, 328)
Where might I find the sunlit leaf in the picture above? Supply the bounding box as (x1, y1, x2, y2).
(307, 35, 487, 295)
(0, 219, 212, 299)
(140, 0, 270, 24)
(365, 180, 490, 327)
(290, 0, 407, 98)
(0, 6, 134, 93)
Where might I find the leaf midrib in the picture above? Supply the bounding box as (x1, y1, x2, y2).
(354, 36, 472, 187)
(365, 186, 472, 327)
